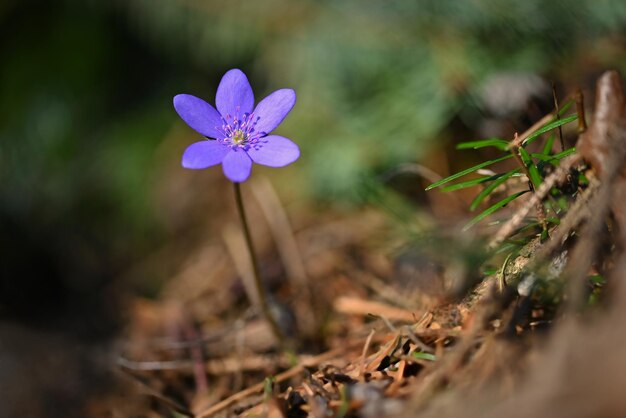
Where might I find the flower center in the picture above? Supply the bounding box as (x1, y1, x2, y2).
(220, 109, 266, 150)
(231, 129, 247, 145)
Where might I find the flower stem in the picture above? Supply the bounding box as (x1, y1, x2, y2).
(233, 182, 286, 349)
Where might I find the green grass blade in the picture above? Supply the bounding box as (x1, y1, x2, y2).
(469, 169, 521, 211)
(518, 147, 543, 189)
(412, 351, 437, 361)
(464, 190, 530, 231)
(456, 138, 509, 151)
(425, 154, 513, 191)
(541, 133, 555, 155)
(441, 173, 508, 192)
(531, 147, 576, 162)
(336, 385, 350, 418)
(549, 147, 577, 160)
(558, 100, 574, 115)
(522, 114, 577, 146)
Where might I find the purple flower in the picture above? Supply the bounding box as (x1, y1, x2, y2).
(174, 69, 299, 182)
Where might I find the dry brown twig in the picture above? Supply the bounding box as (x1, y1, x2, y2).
(194, 341, 374, 418)
(333, 296, 420, 323)
(564, 71, 626, 308)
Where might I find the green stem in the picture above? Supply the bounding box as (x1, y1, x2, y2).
(233, 182, 286, 348)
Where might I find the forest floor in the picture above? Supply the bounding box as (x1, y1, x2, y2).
(111, 71, 626, 418)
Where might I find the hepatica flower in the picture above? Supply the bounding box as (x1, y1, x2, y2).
(174, 69, 299, 182)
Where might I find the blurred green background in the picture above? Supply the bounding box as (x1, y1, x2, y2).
(1, 0, 625, 333)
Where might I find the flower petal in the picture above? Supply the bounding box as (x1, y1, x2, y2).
(252, 89, 296, 135)
(248, 135, 300, 167)
(216, 69, 255, 118)
(222, 150, 253, 182)
(182, 140, 229, 169)
(173, 94, 223, 139)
